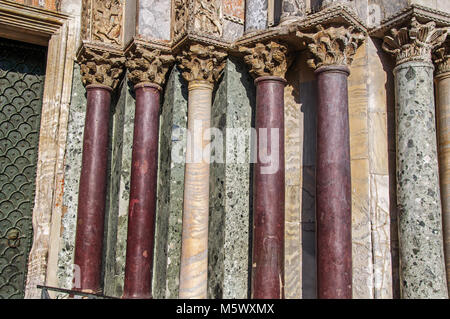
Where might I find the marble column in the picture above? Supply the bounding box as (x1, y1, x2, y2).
(280, 0, 306, 25)
(299, 26, 364, 299)
(383, 18, 448, 299)
(177, 44, 227, 299)
(121, 46, 174, 299)
(245, 0, 268, 33)
(73, 48, 124, 293)
(434, 45, 450, 294)
(240, 41, 289, 299)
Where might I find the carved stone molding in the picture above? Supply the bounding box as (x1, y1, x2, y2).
(434, 44, 450, 76)
(239, 41, 291, 79)
(177, 43, 227, 83)
(81, 0, 124, 47)
(126, 44, 175, 86)
(382, 18, 448, 65)
(298, 25, 365, 69)
(77, 46, 125, 89)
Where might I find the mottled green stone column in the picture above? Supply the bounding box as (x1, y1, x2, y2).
(152, 66, 188, 299)
(208, 57, 253, 299)
(383, 19, 448, 298)
(394, 61, 448, 298)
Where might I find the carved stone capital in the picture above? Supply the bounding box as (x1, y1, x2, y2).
(239, 41, 291, 79)
(78, 47, 125, 90)
(177, 43, 227, 83)
(125, 45, 175, 86)
(433, 44, 450, 76)
(382, 18, 448, 65)
(298, 25, 365, 69)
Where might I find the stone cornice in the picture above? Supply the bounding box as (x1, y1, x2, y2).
(239, 41, 292, 79)
(125, 42, 175, 86)
(382, 17, 448, 65)
(76, 43, 125, 90)
(370, 4, 450, 39)
(233, 4, 367, 54)
(177, 43, 227, 84)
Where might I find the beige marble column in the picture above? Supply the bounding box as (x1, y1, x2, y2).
(177, 43, 227, 299)
(434, 45, 450, 294)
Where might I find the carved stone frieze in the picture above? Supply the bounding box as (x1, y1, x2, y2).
(126, 44, 175, 86)
(173, 0, 188, 39)
(177, 43, 227, 83)
(193, 0, 223, 37)
(434, 43, 450, 76)
(382, 18, 448, 65)
(173, 0, 224, 41)
(280, 0, 306, 24)
(81, 0, 124, 47)
(298, 25, 365, 69)
(77, 47, 125, 89)
(239, 41, 291, 79)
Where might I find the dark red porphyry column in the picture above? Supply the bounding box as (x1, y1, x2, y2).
(122, 83, 161, 299)
(74, 84, 112, 293)
(252, 76, 286, 299)
(315, 65, 352, 299)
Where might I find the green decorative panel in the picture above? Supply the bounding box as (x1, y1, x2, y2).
(0, 38, 46, 299)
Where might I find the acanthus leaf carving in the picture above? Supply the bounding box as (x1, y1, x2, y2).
(126, 45, 175, 86)
(298, 25, 365, 69)
(239, 41, 291, 79)
(177, 43, 227, 83)
(433, 43, 450, 76)
(382, 17, 448, 65)
(78, 47, 125, 89)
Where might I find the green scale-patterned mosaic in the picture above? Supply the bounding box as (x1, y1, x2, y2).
(0, 38, 46, 299)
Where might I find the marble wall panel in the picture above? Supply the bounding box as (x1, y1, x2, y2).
(138, 0, 171, 41)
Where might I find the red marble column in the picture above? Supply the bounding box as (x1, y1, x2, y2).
(122, 83, 161, 299)
(315, 65, 352, 299)
(74, 84, 112, 293)
(252, 76, 286, 299)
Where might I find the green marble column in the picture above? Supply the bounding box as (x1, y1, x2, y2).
(102, 75, 136, 297)
(383, 18, 448, 299)
(208, 57, 254, 299)
(152, 66, 188, 299)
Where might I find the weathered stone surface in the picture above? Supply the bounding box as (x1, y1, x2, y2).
(138, 0, 171, 41)
(245, 0, 268, 32)
(153, 66, 188, 299)
(394, 61, 448, 298)
(208, 57, 253, 299)
(57, 64, 86, 296)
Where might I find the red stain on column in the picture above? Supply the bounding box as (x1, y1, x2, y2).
(315, 66, 352, 299)
(252, 76, 286, 299)
(74, 84, 112, 293)
(122, 83, 161, 299)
